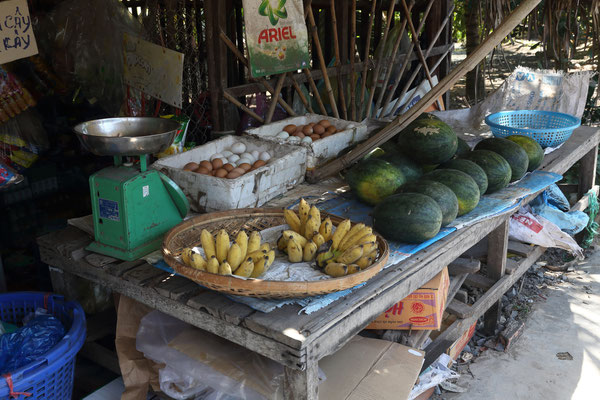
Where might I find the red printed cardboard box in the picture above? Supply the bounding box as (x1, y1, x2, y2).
(366, 267, 449, 330)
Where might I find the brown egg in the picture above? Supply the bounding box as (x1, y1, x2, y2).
(199, 160, 213, 171)
(319, 119, 332, 128)
(231, 167, 246, 175)
(326, 125, 337, 134)
(308, 122, 316, 128)
(195, 166, 210, 174)
(294, 131, 305, 139)
(212, 158, 224, 169)
(313, 124, 325, 135)
(310, 134, 321, 141)
(321, 131, 334, 139)
(283, 124, 297, 134)
(302, 125, 314, 135)
(214, 168, 228, 178)
(238, 163, 252, 171)
(183, 162, 199, 171)
(226, 170, 242, 179)
(252, 160, 267, 169)
(223, 163, 235, 172)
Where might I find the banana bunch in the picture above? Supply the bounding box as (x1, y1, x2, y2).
(314, 218, 379, 278)
(180, 229, 275, 278)
(279, 199, 333, 263)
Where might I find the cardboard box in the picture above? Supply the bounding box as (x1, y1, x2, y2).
(366, 267, 449, 330)
(319, 335, 424, 400)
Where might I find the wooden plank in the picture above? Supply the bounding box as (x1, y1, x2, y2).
(154, 275, 202, 301)
(464, 273, 496, 289)
(448, 258, 481, 276)
(507, 240, 534, 257)
(505, 258, 519, 275)
(486, 219, 509, 338)
(571, 185, 599, 212)
(122, 264, 167, 286)
(85, 253, 118, 268)
(284, 361, 319, 400)
(187, 291, 255, 326)
(104, 259, 146, 277)
(447, 299, 473, 319)
(578, 144, 598, 199)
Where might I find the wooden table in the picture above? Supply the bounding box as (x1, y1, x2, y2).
(38, 126, 599, 399)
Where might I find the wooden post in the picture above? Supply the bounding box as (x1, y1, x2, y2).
(350, 0, 357, 121)
(358, 0, 377, 121)
(204, 0, 222, 132)
(483, 220, 509, 335)
(265, 74, 287, 124)
(223, 90, 264, 123)
(330, 0, 348, 119)
(283, 362, 319, 400)
(578, 144, 598, 199)
(304, 68, 328, 115)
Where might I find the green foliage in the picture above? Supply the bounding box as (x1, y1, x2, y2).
(453, 0, 466, 43)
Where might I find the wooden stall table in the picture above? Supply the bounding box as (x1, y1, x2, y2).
(38, 126, 599, 399)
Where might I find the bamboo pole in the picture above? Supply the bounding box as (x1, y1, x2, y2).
(374, 1, 414, 115)
(365, 0, 396, 118)
(218, 30, 296, 117)
(306, 0, 543, 183)
(389, 5, 455, 117)
(265, 73, 287, 123)
(304, 68, 328, 114)
(358, 0, 378, 121)
(350, 0, 357, 121)
(223, 90, 264, 123)
(330, 0, 348, 120)
(306, 6, 340, 118)
(290, 75, 314, 113)
(380, 0, 436, 118)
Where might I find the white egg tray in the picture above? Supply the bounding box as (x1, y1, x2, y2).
(152, 135, 307, 212)
(244, 114, 368, 169)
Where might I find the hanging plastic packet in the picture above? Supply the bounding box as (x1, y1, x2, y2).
(0, 161, 23, 189)
(155, 115, 190, 158)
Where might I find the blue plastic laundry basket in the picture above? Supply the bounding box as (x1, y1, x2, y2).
(485, 110, 581, 148)
(0, 292, 86, 400)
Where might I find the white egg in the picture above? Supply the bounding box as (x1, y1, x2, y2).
(221, 150, 233, 158)
(238, 157, 253, 166)
(240, 152, 256, 163)
(259, 151, 271, 161)
(210, 153, 223, 161)
(251, 150, 259, 160)
(276, 131, 289, 139)
(301, 136, 313, 144)
(230, 142, 246, 154)
(287, 136, 301, 143)
(346, 124, 355, 129)
(228, 154, 240, 163)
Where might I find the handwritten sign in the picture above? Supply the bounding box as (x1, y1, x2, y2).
(0, 0, 38, 64)
(122, 33, 183, 108)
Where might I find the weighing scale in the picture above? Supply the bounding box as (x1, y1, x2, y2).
(74, 117, 189, 261)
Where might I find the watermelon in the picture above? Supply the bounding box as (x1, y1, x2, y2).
(439, 158, 488, 195)
(474, 138, 529, 181)
(506, 135, 544, 171)
(455, 137, 471, 158)
(379, 153, 423, 182)
(397, 116, 458, 164)
(424, 169, 480, 216)
(397, 180, 459, 226)
(373, 193, 442, 243)
(345, 159, 406, 205)
(464, 150, 511, 193)
(416, 112, 442, 122)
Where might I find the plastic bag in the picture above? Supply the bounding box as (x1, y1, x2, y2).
(508, 205, 584, 259)
(530, 184, 589, 235)
(136, 310, 285, 400)
(0, 308, 65, 374)
(409, 353, 459, 400)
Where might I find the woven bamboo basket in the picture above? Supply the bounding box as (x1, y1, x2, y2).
(162, 208, 389, 298)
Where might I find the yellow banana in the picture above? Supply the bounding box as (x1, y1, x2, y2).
(260, 243, 271, 252)
(303, 242, 318, 262)
(190, 252, 207, 270)
(357, 233, 377, 246)
(324, 262, 348, 277)
(319, 218, 333, 241)
(227, 243, 243, 270)
(265, 250, 275, 268)
(298, 198, 310, 232)
(304, 215, 319, 240)
(207, 256, 219, 274)
(284, 209, 302, 233)
(347, 264, 361, 275)
(250, 254, 267, 278)
(335, 244, 364, 264)
(219, 261, 233, 275)
(309, 205, 321, 228)
(215, 229, 230, 263)
(287, 239, 303, 263)
(234, 257, 254, 277)
(340, 227, 373, 251)
(331, 219, 351, 250)
(246, 250, 267, 261)
(312, 233, 325, 248)
(283, 230, 308, 247)
(181, 247, 194, 267)
(277, 234, 288, 252)
(247, 231, 261, 254)
(235, 230, 248, 258)
(316, 250, 335, 268)
(361, 241, 378, 255)
(338, 223, 365, 251)
(356, 255, 374, 270)
(200, 229, 216, 259)
(365, 249, 378, 260)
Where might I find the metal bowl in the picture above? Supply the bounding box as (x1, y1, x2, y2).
(73, 117, 181, 156)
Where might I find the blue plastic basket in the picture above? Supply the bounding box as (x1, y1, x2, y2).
(0, 292, 86, 400)
(485, 110, 581, 148)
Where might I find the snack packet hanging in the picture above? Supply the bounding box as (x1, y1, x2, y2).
(155, 115, 190, 158)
